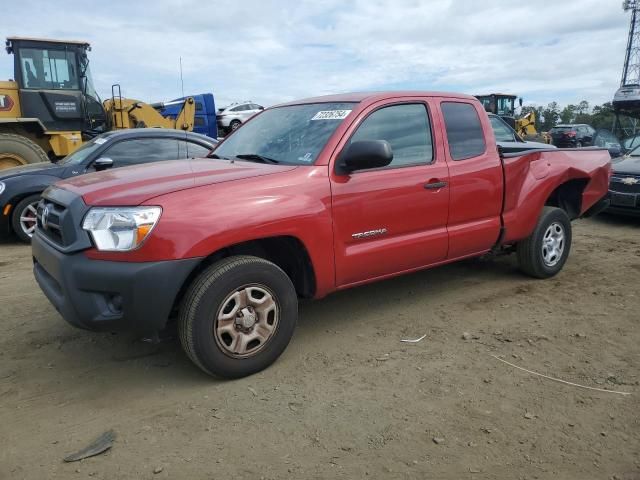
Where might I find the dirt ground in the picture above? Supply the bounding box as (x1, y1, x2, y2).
(0, 215, 638, 480)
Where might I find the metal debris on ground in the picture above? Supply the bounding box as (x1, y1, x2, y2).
(490, 355, 632, 396)
(400, 334, 427, 343)
(63, 430, 116, 462)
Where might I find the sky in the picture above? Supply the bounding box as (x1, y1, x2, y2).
(1, 0, 633, 109)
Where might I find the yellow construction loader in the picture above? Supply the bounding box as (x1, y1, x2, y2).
(0, 37, 195, 170)
(475, 93, 550, 143)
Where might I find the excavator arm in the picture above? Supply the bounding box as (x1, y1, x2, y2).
(103, 96, 195, 131)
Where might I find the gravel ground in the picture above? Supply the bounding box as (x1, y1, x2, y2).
(0, 214, 638, 480)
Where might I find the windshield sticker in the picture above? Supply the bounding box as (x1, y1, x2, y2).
(94, 138, 107, 145)
(311, 109, 352, 120)
(297, 152, 313, 163)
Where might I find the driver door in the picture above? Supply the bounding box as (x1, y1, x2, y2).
(330, 101, 450, 287)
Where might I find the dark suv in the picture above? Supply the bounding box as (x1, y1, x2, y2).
(549, 124, 595, 148)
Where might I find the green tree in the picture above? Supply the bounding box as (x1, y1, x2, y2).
(559, 104, 576, 124)
(541, 102, 560, 130)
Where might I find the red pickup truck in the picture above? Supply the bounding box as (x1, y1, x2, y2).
(32, 91, 611, 378)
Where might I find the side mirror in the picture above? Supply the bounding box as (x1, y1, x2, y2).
(258, 106, 265, 110)
(336, 140, 393, 174)
(518, 97, 523, 107)
(93, 157, 114, 171)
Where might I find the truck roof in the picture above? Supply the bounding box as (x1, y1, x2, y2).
(275, 91, 478, 107)
(6, 36, 90, 46)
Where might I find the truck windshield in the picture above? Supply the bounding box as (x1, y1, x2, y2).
(214, 102, 356, 165)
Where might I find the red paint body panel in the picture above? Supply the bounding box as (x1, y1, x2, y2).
(434, 99, 504, 258)
(55, 91, 610, 300)
(500, 149, 611, 243)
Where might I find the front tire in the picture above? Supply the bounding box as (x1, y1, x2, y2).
(229, 120, 241, 131)
(178, 255, 298, 378)
(517, 207, 572, 279)
(11, 194, 42, 243)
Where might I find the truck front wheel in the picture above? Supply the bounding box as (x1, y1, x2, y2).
(178, 255, 298, 378)
(516, 206, 572, 279)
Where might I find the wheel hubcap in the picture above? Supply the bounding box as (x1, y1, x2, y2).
(0, 153, 26, 170)
(19, 201, 39, 237)
(214, 284, 279, 358)
(541, 222, 565, 267)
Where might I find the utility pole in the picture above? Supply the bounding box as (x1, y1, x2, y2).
(621, 0, 640, 86)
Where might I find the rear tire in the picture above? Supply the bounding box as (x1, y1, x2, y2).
(11, 194, 42, 243)
(178, 255, 298, 378)
(229, 120, 241, 131)
(576, 141, 583, 148)
(517, 207, 572, 279)
(0, 133, 48, 170)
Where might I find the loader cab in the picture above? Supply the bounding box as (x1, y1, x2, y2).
(475, 93, 518, 129)
(6, 37, 106, 134)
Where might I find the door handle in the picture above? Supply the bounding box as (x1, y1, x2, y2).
(424, 180, 447, 190)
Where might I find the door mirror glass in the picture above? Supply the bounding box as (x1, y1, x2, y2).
(93, 157, 114, 171)
(336, 140, 393, 174)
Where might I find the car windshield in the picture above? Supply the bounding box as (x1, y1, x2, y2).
(550, 127, 573, 132)
(627, 144, 640, 156)
(213, 102, 356, 165)
(58, 136, 106, 165)
(489, 116, 516, 142)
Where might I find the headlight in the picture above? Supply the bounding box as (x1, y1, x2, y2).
(82, 206, 161, 251)
(0, 182, 5, 196)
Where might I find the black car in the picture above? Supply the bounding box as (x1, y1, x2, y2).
(549, 124, 595, 148)
(607, 148, 640, 216)
(0, 129, 216, 242)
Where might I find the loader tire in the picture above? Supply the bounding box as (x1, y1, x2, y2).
(0, 133, 49, 170)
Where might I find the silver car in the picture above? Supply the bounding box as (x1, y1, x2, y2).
(216, 101, 264, 133)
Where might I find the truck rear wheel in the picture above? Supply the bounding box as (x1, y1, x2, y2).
(0, 133, 49, 170)
(178, 255, 298, 378)
(517, 206, 572, 279)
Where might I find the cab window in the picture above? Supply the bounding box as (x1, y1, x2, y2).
(19, 48, 79, 90)
(441, 102, 487, 160)
(348, 103, 433, 168)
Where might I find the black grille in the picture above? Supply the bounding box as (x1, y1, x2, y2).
(610, 174, 640, 194)
(34, 186, 92, 253)
(36, 200, 67, 246)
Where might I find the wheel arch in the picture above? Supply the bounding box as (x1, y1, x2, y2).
(171, 235, 317, 315)
(544, 178, 589, 220)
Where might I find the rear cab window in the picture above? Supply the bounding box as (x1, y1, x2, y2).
(441, 102, 486, 160)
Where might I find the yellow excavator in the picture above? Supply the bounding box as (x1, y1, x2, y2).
(0, 37, 195, 170)
(475, 93, 549, 143)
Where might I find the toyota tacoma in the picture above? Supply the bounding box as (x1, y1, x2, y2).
(31, 92, 611, 378)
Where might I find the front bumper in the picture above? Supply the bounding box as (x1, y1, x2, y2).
(32, 232, 203, 334)
(0, 205, 10, 236)
(217, 117, 232, 128)
(606, 184, 640, 216)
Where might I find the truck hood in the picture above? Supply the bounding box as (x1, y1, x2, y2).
(0, 161, 65, 180)
(56, 158, 298, 206)
(612, 155, 640, 175)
